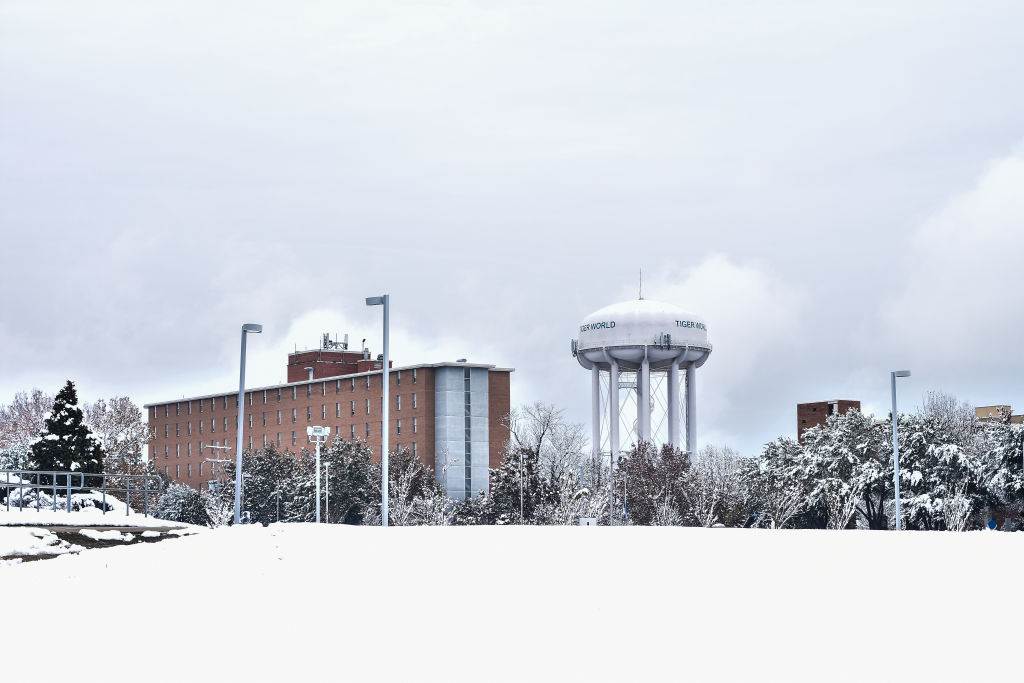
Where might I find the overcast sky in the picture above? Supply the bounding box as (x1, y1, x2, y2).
(3, 1, 1024, 456)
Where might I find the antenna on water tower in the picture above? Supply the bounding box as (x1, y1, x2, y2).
(639, 267, 643, 300)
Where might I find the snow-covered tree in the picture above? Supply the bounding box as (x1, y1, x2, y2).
(0, 388, 52, 450)
(28, 381, 104, 482)
(800, 410, 885, 530)
(155, 483, 212, 526)
(742, 438, 807, 529)
(616, 442, 691, 526)
(84, 396, 153, 466)
(488, 445, 555, 524)
(683, 445, 744, 527)
(505, 402, 588, 489)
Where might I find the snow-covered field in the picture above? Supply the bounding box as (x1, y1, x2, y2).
(4, 525, 1020, 681)
(0, 505, 180, 527)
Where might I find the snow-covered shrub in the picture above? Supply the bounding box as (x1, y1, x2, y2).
(155, 484, 212, 526)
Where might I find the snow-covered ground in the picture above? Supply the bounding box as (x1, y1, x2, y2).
(0, 505, 182, 527)
(4, 526, 1020, 681)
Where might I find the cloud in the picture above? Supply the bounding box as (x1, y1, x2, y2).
(628, 255, 808, 449)
(885, 147, 1024, 368)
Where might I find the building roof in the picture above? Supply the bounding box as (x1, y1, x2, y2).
(144, 361, 514, 408)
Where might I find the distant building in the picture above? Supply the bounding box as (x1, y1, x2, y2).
(976, 405, 1024, 424)
(797, 399, 861, 442)
(145, 336, 512, 500)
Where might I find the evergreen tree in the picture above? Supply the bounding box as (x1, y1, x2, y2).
(488, 445, 555, 524)
(28, 381, 104, 482)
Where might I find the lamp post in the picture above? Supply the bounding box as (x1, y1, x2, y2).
(891, 370, 911, 531)
(234, 323, 262, 525)
(365, 294, 390, 527)
(520, 450, 525, 524)
(324, 461, 332, 523)
(308, 426, 328, 523)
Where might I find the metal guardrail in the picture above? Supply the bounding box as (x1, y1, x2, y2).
(0, 470, 164, 517)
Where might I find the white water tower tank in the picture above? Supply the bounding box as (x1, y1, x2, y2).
(572, 299, 712, 456)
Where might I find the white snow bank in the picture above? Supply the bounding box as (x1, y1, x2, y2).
(78, 529, 134, 542)
(0, 527, 82, 563)
(3, 525, 1022, 682)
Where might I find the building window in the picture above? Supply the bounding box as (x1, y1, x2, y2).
(263, 434, 267, 447)
(223, 396, 228, 409)
(322, 404, 326, 420)
(188, 402, 192, 415)
(187, 463, 192, 477)
(188, 422, 192, 436)
(276, 433, 281, 446)
(199, 461, 204, 476)
(412, 442, 417, 458)
(306, 406, 311, 421)
(187, 442, 192, 457)
(236, 396, 239, 407)
(322, 382, 326, 396)
(412, 393, 417, 409)
(335, 425, 340, 435)
(174, 444, 178, 458)
(223, 417, 228, 431)
(336, 380, 341, 394)
(199, 420, 203, 434)
(211, 398, 215, 413)
(248, 414, 253, 428)
(350, 378, 355, 392)
(413, 368, 417, 384)
(277, 410, 282, 425)
(365, 398, 371, 414)
(366, 375, 370, 390)
(292, 408, 297, 423)
(164, 425, 168, 438)
(336, 403, 341, 418)
(292, 431, 297, 446)
(175, 423, 180, 437)
(276, 388, 282, 402)
(199, 399, 204, 414)
(365, 422, 371, 438)
(307, 384, 312, 398)
(164, 405, 169, 417)
(464, 367, 472, 494)
(397, 395, 401, 411)
(396, 419, 401, 435)
(413, 417, 417, 433)
(211, 419, 215, 433)
(292, 386, 297, 400)
(175, 465, 180, 478)
(248, 436, 252, 450)
(262, 412, 267, 427)
(175, 402, 180, 416)
(396, 370, 401, 386)
(350, 400, 355, 416)
(164, 466, 168, 476)
(350, 425, 355, 439)
(263, 390, 267, 404)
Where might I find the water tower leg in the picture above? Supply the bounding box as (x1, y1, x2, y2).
(668, 360, 680, 450)
(591, 365, 601, 458)
(686, 363, 697, 455)
(608, 358, 620, 457)
(639, 351, 651, 443)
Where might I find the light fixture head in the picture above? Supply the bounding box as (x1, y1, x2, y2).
(242, 323, 263, 334)
(365, 296, 385, 306)
(893, 370, 911, 378)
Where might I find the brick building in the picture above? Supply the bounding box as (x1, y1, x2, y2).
(145, 345, 512, 500)
(797, 399, 861, 442)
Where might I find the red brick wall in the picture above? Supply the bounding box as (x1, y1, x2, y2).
(488, 370, 511, 469)
(797, 399, 862, 442)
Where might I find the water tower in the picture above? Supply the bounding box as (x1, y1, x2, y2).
(572, 299, 712, 457)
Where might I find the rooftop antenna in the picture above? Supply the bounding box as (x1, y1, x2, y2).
(639, 267, 643, 300)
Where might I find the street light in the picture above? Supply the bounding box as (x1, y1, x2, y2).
(324, 461, 332, 523)
(891, 370, 911, 531)
(234, 323, 262, 525)
(366, 294, 390, 527)
(307, 425, 328, 523)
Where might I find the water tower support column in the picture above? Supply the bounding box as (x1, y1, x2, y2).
(639, 349, 651, 443)
(604, 351, 620, 457)
(591, 365, 601, 457)
(685, 363, 696, 454)
(668, 360, 680, 449)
